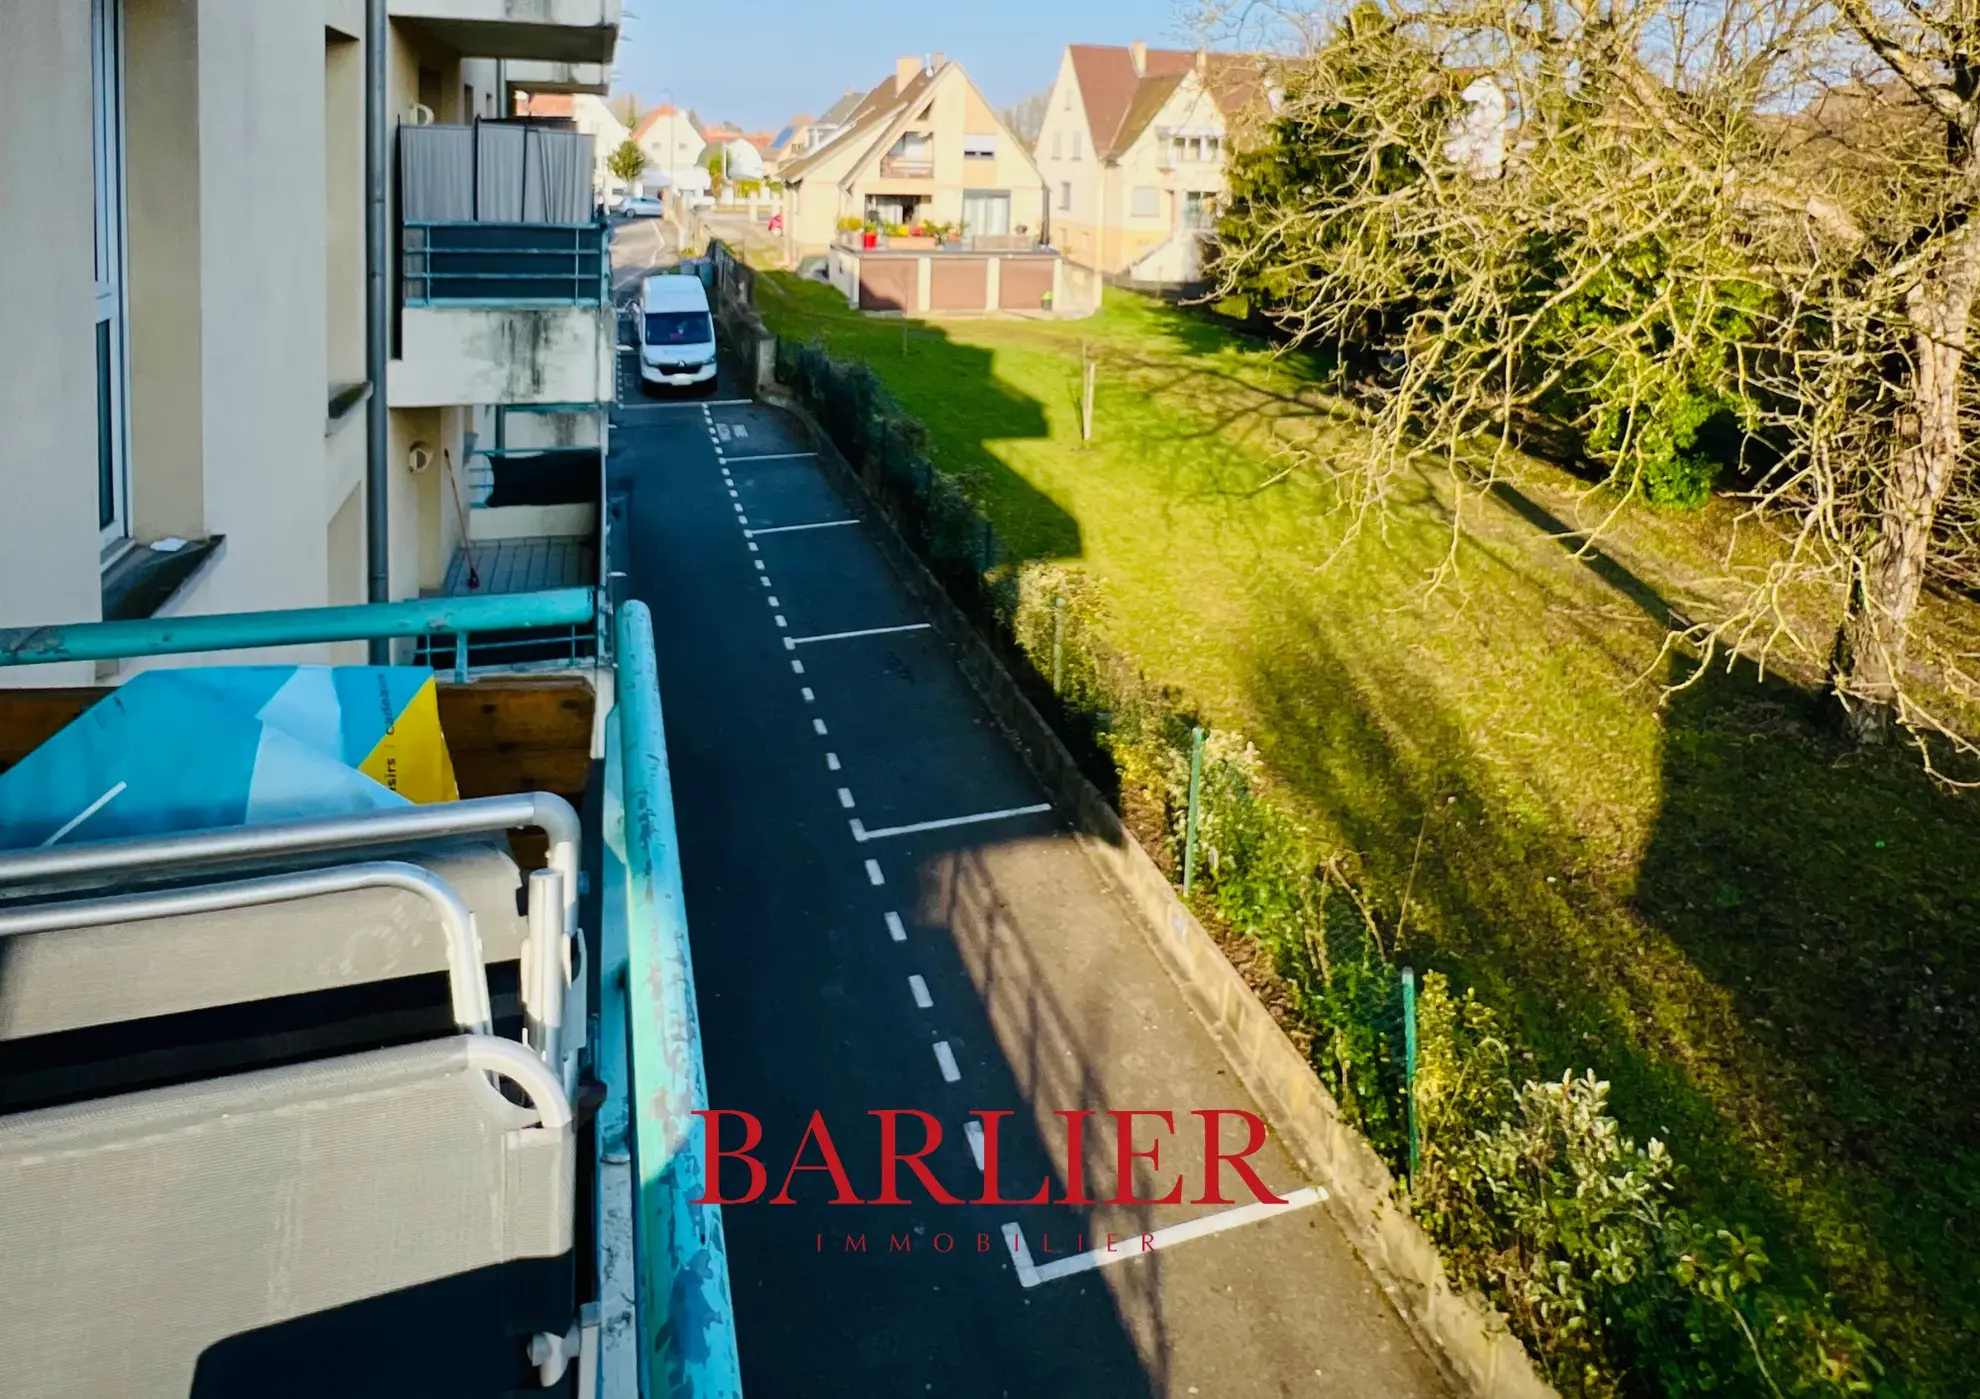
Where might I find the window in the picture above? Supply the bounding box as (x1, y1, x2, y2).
(1182, 190, 1217, 230)
(963, 133, 996, 159)
(1130, 186, 1159, 218)
(961, 189, 1011, 236)
(1051, 131, 1063, 160)
(92, 0, 128, 548)
(1207, 136, 1222, 162)
(1072, 132, 1083, 161)
(1058, 182, 1072, 212)
(644, 311, 714, 346)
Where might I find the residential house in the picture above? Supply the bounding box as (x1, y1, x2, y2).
(780, 55, 1045, 261)
(1, 0, 619, 686)
(798, 90, 866, 158)
(517, 91, 632, 198)
(631, 104, 706, 191)
(768, 114, 817, 174)
(1035, 42, 1264, 279)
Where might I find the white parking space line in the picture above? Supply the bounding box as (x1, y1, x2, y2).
(865, 859, 885, 886)
(1001, 1188, 1328, 1291)
(908, 975, 933, 1009)
(932, 1041, 961, 1083)
(850, 803, 1054, 843)
(787, 623, 931, 646)
(744, 519, 859, 537)
(836, 787, 854, 808)
(721, 451, 816, 463)
(964, 1120, 986, 1170)
(884, 911, 906, 942)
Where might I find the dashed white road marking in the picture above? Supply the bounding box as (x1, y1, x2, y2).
(908, 975, 933, 1009)
(767, 596, 780, 606)
(884, 910, 906, 942)
(743, 519, 858, 537)
(738, 515, 749, 525)
(1001, 1187, 1328, 1290)
(932, 1041, 961, 1083)
(812, 717, 827, 735)
(788, 623, 930, 647)
(748, 542, 759, 551)
(754, 560, 766, 570)
(836, 787, 854, 808)
(850, 803, 1053, 843)
(864, 859, 885, 886)
(760, 577, 772, 588)
(802, 687, 815, 702)
(775, 615, 788, 628)
(791, 658, 805, 674)
(964, 1120, 986, 1170)
(825, 752, 841, 770)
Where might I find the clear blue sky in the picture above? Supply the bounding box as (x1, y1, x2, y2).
(613, 0, 1203, 132)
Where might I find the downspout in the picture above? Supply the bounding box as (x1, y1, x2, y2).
(364, 0, 391, 657)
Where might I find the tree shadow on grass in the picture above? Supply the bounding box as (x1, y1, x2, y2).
(756, 272, 1082, 565)
(1226, 501, 1980, 1390)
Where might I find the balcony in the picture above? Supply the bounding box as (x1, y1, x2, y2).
(389, 0, 619, 63)
(392, 222, 614, 409)
(877, 157, 934, 179)
(503, 59, 610, 95)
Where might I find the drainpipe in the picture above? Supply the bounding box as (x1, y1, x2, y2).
(364, 0, 391, 658)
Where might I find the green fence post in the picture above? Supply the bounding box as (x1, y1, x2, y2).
(1402, 966, 1420, 1181)
(1051, 597, 1066, 696)
(1183, 725, 1205, 897)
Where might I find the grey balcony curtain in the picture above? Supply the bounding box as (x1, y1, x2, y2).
(402, 123, 594, 223)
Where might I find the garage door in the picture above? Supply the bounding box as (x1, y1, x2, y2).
(928, 258, 987, 311)
(997, 258, 1054, 311)
(858, 259, 918, 312)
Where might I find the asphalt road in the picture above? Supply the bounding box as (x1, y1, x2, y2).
(606, 266, 1453, 1399)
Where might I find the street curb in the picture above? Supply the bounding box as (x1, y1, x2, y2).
(760, 386, 1557, 1399)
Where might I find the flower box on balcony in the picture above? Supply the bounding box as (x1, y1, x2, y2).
(890, 235, 939, 250)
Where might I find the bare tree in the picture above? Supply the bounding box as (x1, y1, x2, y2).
(1211, 0, 1980, 752)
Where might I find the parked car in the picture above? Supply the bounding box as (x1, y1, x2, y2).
(616, 194, 663, 218)
(636, 272, 718, 394)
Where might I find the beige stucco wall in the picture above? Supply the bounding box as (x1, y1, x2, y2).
(391, 306, 615, 408)
(0, 0, 100, 686)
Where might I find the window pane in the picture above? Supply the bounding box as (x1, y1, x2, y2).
(97, 320, 116, 531)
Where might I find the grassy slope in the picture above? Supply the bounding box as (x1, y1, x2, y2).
(759, 274, 1980, 1391)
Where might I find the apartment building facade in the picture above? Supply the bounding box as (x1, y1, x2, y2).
(0, 0, 618, 688)
(1035, 42, 1264, 279)
(780, 56, 1045, 261)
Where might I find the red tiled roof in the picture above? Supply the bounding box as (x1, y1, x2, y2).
(1068, 44, 1194, 156)
(518, 93, 575, 118)
(1067, 44, 1263, 158)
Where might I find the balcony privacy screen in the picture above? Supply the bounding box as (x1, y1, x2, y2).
(401, 122, 594, 224)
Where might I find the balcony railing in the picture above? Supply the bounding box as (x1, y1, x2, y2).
(877, 157, 934, 179)
(401, 221, 608, 308)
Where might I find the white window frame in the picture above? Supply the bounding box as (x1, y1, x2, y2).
(963, 132, 996, 160)
(92, 0, 131, 555)
(1058, 181, 1072, 212)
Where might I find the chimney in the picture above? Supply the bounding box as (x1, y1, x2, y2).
(896, 56, 919, 93)
(1195, 46, 1208, 76)
(932, 51, 945, 71)
(1129, 40, 1147, 77)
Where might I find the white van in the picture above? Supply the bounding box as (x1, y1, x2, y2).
(637, 272, 718, 392)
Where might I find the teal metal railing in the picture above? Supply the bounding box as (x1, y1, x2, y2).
(401, 220, 609, 307)
(0, 589, 597, 670)
(613, 600, 744, 1396)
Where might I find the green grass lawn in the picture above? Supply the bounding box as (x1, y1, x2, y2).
(758, 273, 1980, 1392)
